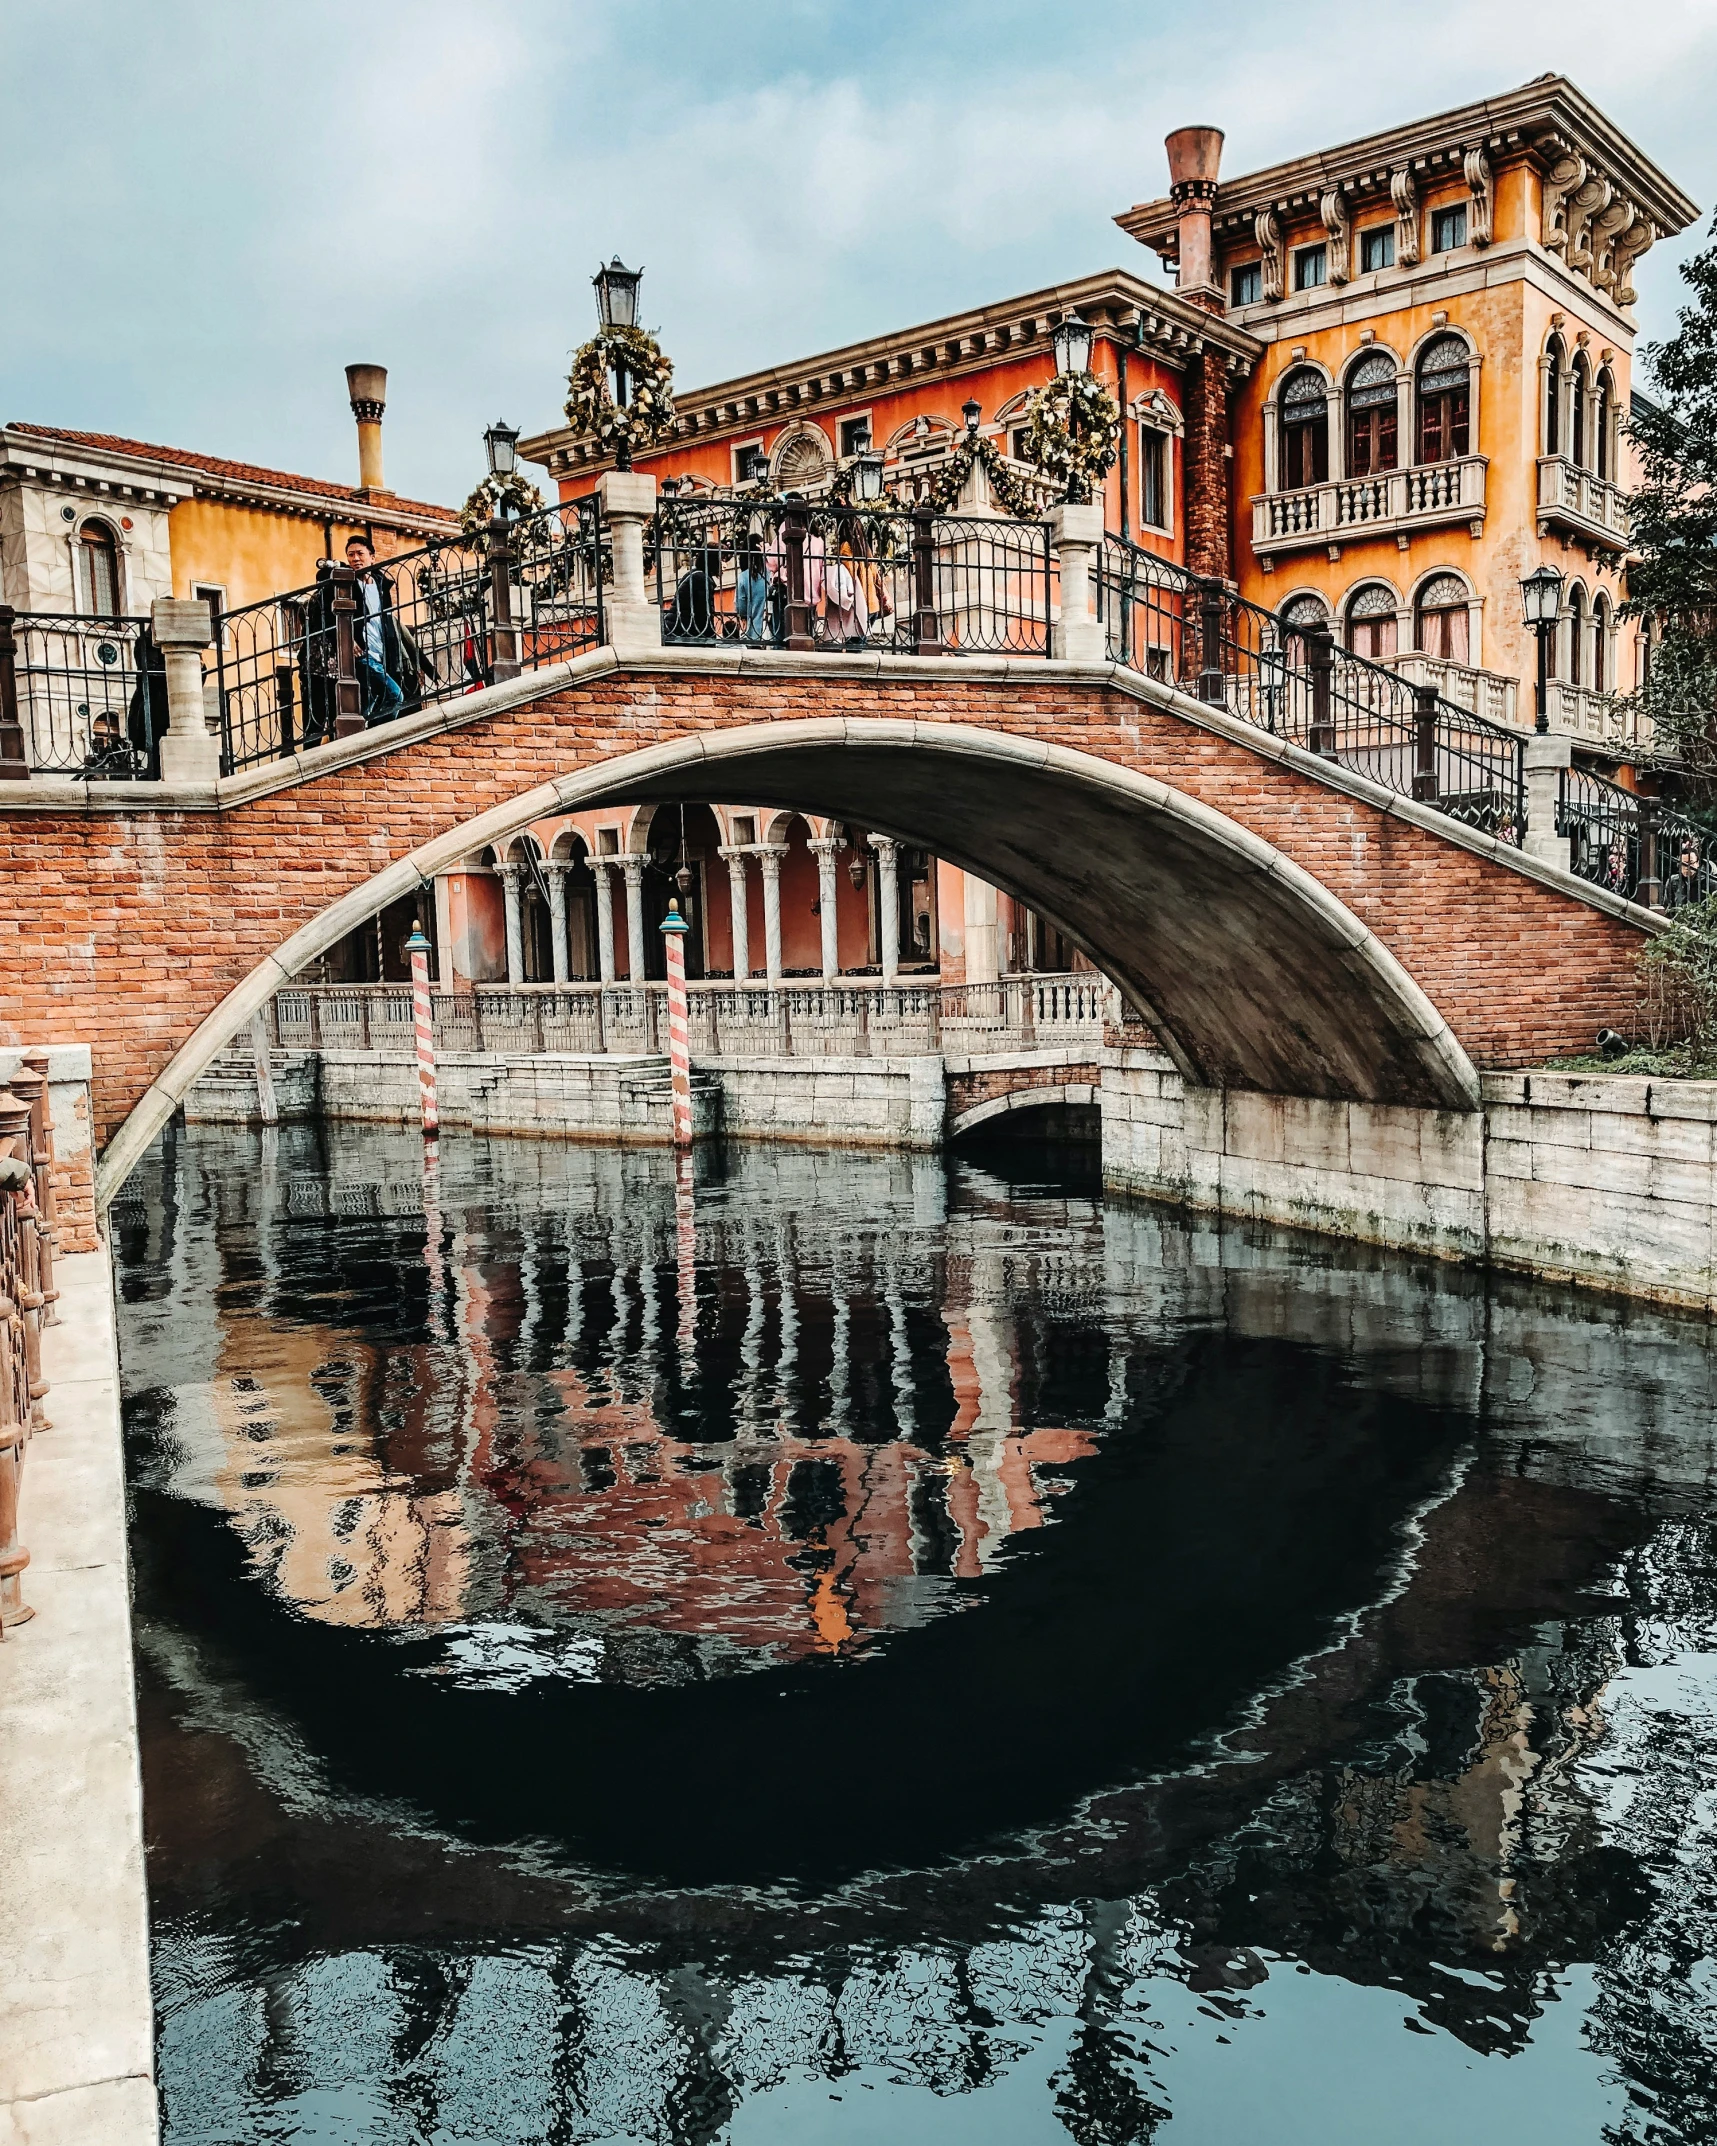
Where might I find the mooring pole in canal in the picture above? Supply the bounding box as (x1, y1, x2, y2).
(405, 925, 439, 1138)
(660, 899, 693, 1148)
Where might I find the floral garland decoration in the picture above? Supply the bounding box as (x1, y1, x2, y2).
(459, 468, 545, 540)
(564, 324, 677, 463)
(1022, 372, 1120, 498)
(917, 430, 1044, 519)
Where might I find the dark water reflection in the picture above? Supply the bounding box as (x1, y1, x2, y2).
(115, 1122, 1717, 2143)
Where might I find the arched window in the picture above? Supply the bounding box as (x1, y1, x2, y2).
(1567, 584, 1587, 686)
(1345, 583, 1398, 661)
(1592, 593, 1611, 691)
(1416, 336, 1470, 464)
(1414, 573, 1471, 664)
(1596, 366, 1615, 480)
(1570, 351, 1590, 469)
(1278, 368, 1329, 491)
(1279, 591, 1329, 668)
(1345, 353, 1398, 478)
(76, 520, 121, 616)
(1544, 334, 1565, 456)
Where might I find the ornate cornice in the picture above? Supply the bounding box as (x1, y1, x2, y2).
(521, 269, 1262, 479)
(1116, 75, 1697, 305)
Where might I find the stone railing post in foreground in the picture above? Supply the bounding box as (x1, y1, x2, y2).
(1523, 734, 1573, 874)
(1049, 501, 1106, 662)
(152, 597, 218, 784)
(596, 470, 661, 657)
(0, 1084, 46, 1633)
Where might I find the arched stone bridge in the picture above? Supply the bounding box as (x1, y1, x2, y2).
(0, 644, 1653, 1200)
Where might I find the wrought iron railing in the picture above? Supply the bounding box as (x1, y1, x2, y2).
(1096, 535, 1528, 842)
(1559, 765, 1714, 910)
(211, 499, 605, 772)
(1, 608, 162, 778)
(650, 498, 1053, 658)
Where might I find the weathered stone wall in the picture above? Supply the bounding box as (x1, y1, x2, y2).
(1103, 1047, 1717, 1310)
(0, 657, 1651, 1165)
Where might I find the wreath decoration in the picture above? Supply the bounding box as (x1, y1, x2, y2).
(459, 468, 545, 540)
(1022, 372, 1120, 499)
(564, 324, 677, 462)
(916, 430, 1044, 519)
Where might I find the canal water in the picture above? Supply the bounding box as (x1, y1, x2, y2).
(113, 1121, 1717, 2144)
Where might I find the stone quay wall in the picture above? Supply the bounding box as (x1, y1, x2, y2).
(0, 1046, 96, 1254)
(1103, 1046, 1717, 1311)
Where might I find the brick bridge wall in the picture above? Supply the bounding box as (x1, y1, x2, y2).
(0, 659, 1648, 1153)
(946, 1059, 1103, 1129)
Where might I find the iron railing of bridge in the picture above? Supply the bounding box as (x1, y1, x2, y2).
(1096, 534, 1529, 843)
(0, 608, 164, 779)
(649, 497, 1054, 659)
(1, 1056, 68, 1640)
(210, 499, 606, 772)
(267, 973, 1110, 1062)
(1558, 762, 1716, 911)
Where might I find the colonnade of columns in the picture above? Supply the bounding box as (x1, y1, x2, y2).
(495, 832, 902, 989)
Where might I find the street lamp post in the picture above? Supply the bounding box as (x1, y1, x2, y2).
(1520, 561, 1565, 736)
(853, 450, 884, 504)
(1050, 309, 1096, 504)
(483, 420, 520, 481)
(593, 257, 644, 471)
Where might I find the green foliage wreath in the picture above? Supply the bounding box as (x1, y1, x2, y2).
(1023, 372, 1120, 498)
(916, 430, 1045, 519)
(459, 469, 545, 540)
(564, 325, 677, 462)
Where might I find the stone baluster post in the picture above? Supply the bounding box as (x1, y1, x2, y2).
(808, 836, 842, 982)
(1049, 501, 1106, 662)
(757, 845, 787, 990)
(13, 1054, 58, 1325)
(0, 605, 26, 782)
(621, 855, 647, 984)
(596, 470, 662, 657)
(545, 862, 570, 983)
(870, 835, 900, 988)
(499, 862, 526, 984)
(721, 845, 752, 981)
(153, 596, 219, 783)
(592, 858, 618, 985)
(1522, 734, 1573, 873)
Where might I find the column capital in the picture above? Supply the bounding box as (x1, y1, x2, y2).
(806, 835, 842, 859)
(497, 858, 523, 881)
(618, 852, 646, 884)
(867, 833, 899, 859)
(718, 844, 754, 866)
(542, 857, 570, 877)
(754, 844, 788, 875)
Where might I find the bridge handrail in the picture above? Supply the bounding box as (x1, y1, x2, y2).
(0, 607, 160, 780)
(208, 497, 607, 772)
(1558, 761, 1714, 910)
(647, 496, 1054, 659)
(1094, 532, 1528, 843)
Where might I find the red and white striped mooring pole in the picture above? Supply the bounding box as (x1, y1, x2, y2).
(404, 923, 439, 1138)
(659, 899, 694, 1148)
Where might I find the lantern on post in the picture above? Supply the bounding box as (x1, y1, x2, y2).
(853, 450, 885, 504)
(483, 420, 520, 481)
(1520, 562, 1565, 736)
(1051, 310, 1095, 381)
(593, 257, 643, 331)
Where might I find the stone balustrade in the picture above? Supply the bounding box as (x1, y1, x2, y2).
(0, 1051, 67, 1641)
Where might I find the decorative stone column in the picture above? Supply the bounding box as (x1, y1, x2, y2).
(757, 845, 787, 989)
(621, 854, 647, 984)
(592, 858, 618, 984)
(1048, 502, 1105, 662)
(1523, 733, 1573, 873)
(808, 836, 842, 981)
(596, 470, 662, 658)
(499, 863, 526, 984)
(545, 862, 570, 983)
(720, 844, 752, 980)
(870, 835, 900, 987)
(152, 596, 218, 784)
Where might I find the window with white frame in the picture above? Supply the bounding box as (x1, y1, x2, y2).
(1345, 582, 1398, 661)
(1359, 226, 1394, 274)
(1138, 424, 1170, 529)
(1414, 573, 1470, 664)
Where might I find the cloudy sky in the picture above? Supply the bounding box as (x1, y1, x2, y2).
(4, 1, 1714, 507)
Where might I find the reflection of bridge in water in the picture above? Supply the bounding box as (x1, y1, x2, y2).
(119, 1123, 1717, 2144)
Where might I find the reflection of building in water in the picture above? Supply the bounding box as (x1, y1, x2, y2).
(169, 1138, 1095, 1664)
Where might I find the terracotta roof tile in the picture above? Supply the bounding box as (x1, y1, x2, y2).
(6, 422, 458, 524)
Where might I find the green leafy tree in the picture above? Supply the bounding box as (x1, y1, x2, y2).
(1625, 211, 1717, 776)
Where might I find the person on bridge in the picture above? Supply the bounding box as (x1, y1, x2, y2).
(345, 535, 406, 725)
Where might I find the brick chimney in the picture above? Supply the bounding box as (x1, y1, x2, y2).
(1164, 129, 1232, 583)
(1165, 127, 1224, 303)
(344, 364, 389, 494)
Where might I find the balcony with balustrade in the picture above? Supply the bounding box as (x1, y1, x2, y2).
(1251, 456, 1487, 559)
(1536, 456, 1629, 551)
(1384, 651, 1519, 730)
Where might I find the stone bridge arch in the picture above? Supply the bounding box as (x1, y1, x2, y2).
(0, 651, 1653, 1201)
(90, 716, 1488, 1196)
